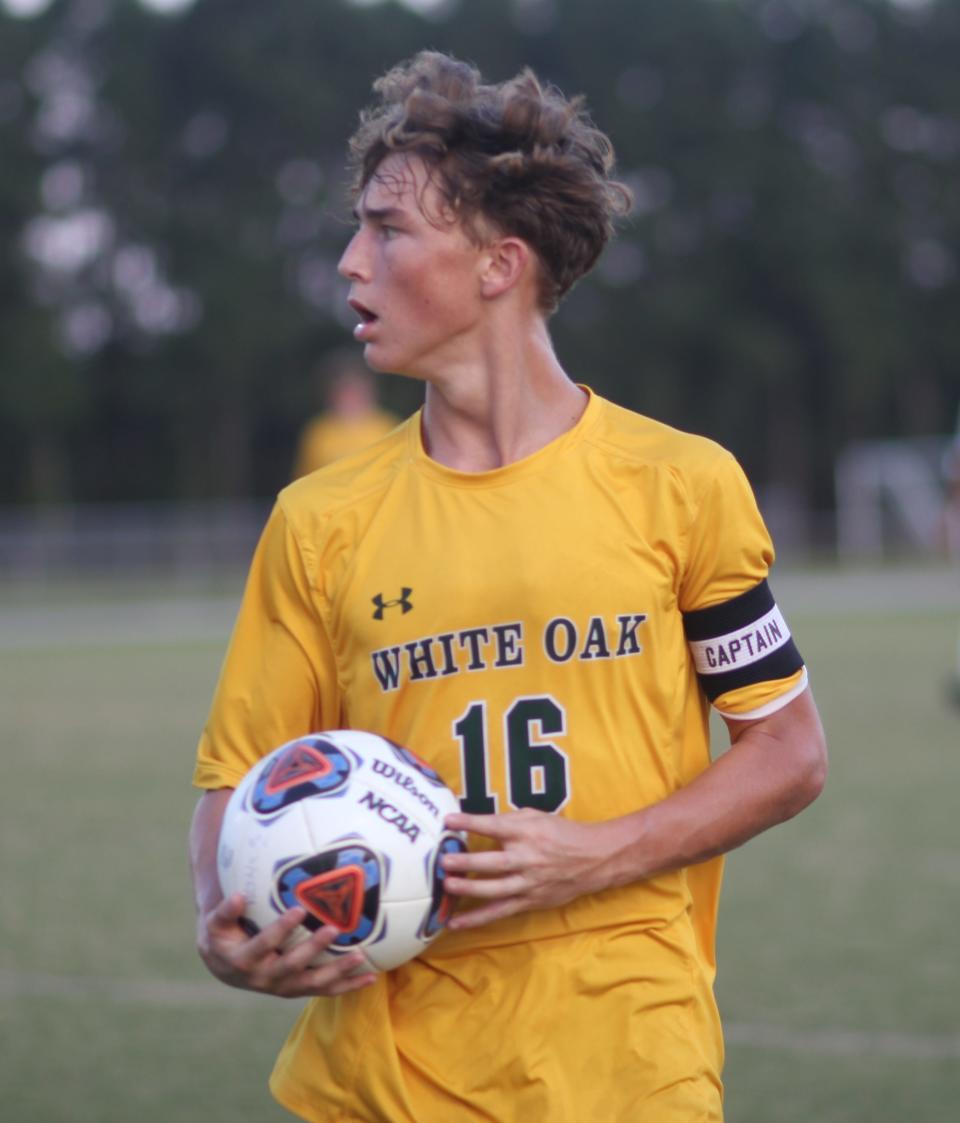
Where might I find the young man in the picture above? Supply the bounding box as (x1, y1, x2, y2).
(190, 52, 827, 1122)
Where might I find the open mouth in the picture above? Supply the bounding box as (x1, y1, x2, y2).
(349, 298, 379, 341)
(349, 298, 377, 325)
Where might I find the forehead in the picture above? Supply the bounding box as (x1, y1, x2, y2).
(358, 153, 449, 223)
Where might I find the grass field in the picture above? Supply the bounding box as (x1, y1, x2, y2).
(1, 568, 958, 1122)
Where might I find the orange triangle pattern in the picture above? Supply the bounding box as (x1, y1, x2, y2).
(294, 866, 365, 932)
(267, 743, 334, 794)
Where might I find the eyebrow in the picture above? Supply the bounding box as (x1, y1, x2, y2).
(352, 204, 407, 224)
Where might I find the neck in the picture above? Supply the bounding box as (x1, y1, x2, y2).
(419, 320, 587, 472)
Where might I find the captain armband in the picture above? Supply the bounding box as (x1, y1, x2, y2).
(682, 579, 804, 704)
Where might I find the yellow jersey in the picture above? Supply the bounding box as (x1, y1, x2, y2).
(195, 388, 805, 1122)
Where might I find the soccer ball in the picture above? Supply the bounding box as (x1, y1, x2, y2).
(217, 730, 467, 972)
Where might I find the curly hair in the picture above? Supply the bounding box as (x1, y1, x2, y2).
(347, 52, 633, 313)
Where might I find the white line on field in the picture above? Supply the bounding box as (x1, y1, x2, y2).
(0, 567, 957, 651)
(2, 970, 958, 1059)
(724, 1021, 960, 1061)
(0, 969, 280, 1010)
(0, 597, 239, 650)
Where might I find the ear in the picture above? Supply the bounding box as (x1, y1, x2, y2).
(478, 236, 531, 300)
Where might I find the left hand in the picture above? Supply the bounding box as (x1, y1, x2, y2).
(441, 809, 615, 930)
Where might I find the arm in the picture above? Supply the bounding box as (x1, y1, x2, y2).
(189, 788, 377, 997)
(189, 506, 376, 995)
(442, 688, 827, 930)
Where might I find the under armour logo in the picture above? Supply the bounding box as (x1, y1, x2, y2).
(372, 588, 413, 620)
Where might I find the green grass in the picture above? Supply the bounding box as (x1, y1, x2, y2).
(0, 639, 295, 1123)
(717, 607, 960, 1122)
(2, 576, 958, 1121)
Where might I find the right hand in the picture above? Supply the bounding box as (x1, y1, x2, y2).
(197, 892, 378, 998)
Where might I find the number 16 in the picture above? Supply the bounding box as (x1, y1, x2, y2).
(453, 695, 570, 815)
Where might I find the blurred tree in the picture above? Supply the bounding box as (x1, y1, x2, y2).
(0, 0, 958, 527)
(0, 3, 85, 503)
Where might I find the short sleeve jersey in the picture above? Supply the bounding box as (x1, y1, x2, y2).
(195, 388, 805, 1123)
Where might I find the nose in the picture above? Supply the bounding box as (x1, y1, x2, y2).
(338, 229, 368, 282)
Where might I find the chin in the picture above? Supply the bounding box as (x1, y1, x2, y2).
(363, 345, 428, 381)
(358, 342, 393, 372)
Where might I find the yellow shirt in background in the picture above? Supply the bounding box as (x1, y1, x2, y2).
(292, 408, 400, 477)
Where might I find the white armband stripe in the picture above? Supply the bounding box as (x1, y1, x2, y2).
(688, 605, 792, 676)
(714, 668, 809, 721)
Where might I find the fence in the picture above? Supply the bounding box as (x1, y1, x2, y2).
(0, 500, 271, 581)
(1, 438, 956, 581)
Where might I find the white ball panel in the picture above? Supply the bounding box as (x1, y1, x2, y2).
(365, 898, 434, 972)
(219, 798, 314, 944)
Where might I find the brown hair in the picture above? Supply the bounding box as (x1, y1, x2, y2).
(347, 51, 633, 313)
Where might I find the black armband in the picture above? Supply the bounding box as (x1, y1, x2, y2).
(682, 579, 804, 703)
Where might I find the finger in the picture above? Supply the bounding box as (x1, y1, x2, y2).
(441, 848, 520, 875)
(247, 924, 341, 989)
(444, 873, 528, 899)
(279, 923, 343, 969)
(264, 922, 368, 974)
(306, 954, 378, 995)
(207, 892, 248, 930)
(278, 952, 378, 999)
(447, 897, 524, 931)
(236, 907, 308, 962)
(317, 969, 379, 997)
(444, 812, 519, 839)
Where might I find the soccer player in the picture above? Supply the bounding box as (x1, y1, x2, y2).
(291, 351, 400, 479)
(190, 52, 827, 1122)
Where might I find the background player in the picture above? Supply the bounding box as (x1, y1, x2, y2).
(190, 51, 827, 1122)
(291, 350, 400, 478)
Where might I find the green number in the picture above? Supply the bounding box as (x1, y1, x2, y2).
(454, 695, 569, 814)
(504, 696, 569, 812)
(453, 702, 498, 814)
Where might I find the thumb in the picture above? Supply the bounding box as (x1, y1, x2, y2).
(208, 892, 247, 930)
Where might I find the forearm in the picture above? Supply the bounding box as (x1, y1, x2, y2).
(189, 788, 234, 917)
(600, 691, 827, 888)
(432, 694, 827, 929)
